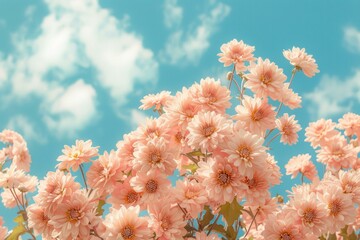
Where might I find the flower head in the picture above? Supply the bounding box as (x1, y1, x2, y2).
(276, 113, 302, 145)
(283, 47, 319, 77)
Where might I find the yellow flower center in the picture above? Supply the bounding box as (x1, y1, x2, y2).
(217, 171, 231, 186)
(121, 225, 134, 239)
(145, 179, 158, 193)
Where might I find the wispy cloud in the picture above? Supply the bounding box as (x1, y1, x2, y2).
(160, 2, 230, 65)
(6, 115, 46, 144)
(305, 71, 360, 119)
(0, 0, 158, 138)
(164, 0, 183, 29)
(129, 109, 148, 130)
(344, 26, 360, 53)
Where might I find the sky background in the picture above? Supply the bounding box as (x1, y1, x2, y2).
(1, 0, 360, 230)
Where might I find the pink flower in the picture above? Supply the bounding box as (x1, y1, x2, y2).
(245, 58, 286, 100)
(134, 116, 171, 143)
(280, 83, 302, 109)
(187, 111, 232, 153)
(148, 202, 187, 240)
(133, 137, 176, 175)
(130, 171, 171, 207)
(27, 204, 54, 238)
(139, 91, 173, 112)
(1, 188, 25, 208)
(239, 168, 271, 205)
(57, 140, 99, 171)
(87, 150, 125, 195)
(265, 154, 282, 186)
(319, 185, 356, 233)
(243, 197, 278, 225)
(218, 39, 255, 73)
(317, 135, 358, 170)
(34, 170, 80, 214)
(116, 132, 139, 173)
(338, 170, 360, 204)
(0, 217, 7, 240)
(189, 77, 231, 113)
(283, 47, 319, 77)
(235, 96, 276, 136)
(104, 205, 152, 240)
(276, 113, 302, 145)
(189, 231, 221, 240)
(174, 178, 208, 218)
(338, 112, 360, 137)
(108, 179, 142, 208)
(197, 157, 241, 204)
(285, 154, 318, 181)
(11, 140, 31, 172)
(223, 129, 267, 177)
(49, 191, 99, 240)
(305, 119, 339, 148)
(0, 129, 24, 144)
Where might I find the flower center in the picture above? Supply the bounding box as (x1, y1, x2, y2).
(202, 124, 216, 137)
(67, 208, 81, 223)
(185, 188, 198, 199)
(260, 72, 272, 85)
(243, 177, 257, 189)
(145, 179, 158, 193)
(237, 145, 251, 161)
(161, 217, 171, 231)
(280, 232, 292, 240)
(217, 171, 231, 186)
(121, 225, 134, 239)
(149, 151, 162, 164)
(126, 190, 139, 204)
(303, 208, 316, 224)
(251, 109, 264, 121)
(328, 199, 342, 216)
(71, 150, 81, 159)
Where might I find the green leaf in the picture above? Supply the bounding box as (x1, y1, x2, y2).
(5, 214, 27, 240)
(211, 223, 227, 236)
(327, 233, 337, 240)
(183, 164, 198, 173)
(225, 225, 237, 240)
(219, 198, 243, 227)
(200, 206, 214, 227)
(96, 199, 106, 216)
(187, 150, 204, 157)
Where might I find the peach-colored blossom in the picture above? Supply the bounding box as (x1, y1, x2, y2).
(338, 169, 360, 204)
(104, 205, 153, 240)
(0, 164, 36, 190)
(148, 202, 187, 240)
(187, 111, 232, 153)
(134, 116, 171, 144)
(235, 96, 276, 136)
(276, 113, 302, 145)
(197, 157, 241, 204)
(239, 168, 271, 205)
(108, 179, 142, 209)
(262, 211, 304, 239)
(57, 139, 99, 171)
(338, 112, 360, 137)
(283, 47, 319, 77)
(189, 77, 231, 113)
(139, 91, 173, 112)
(174, 178, 208, 218)
(285, 154, 318, 181)
(11, 140, 31, 172)
(265, 154, 282, 186)
(280, 83, 302, 109)
(0, 129, 24, 144)
(0, 217, 7, 240)
(27, 204, 54, 238)
(317, 135, 358, 170)
(223, 129, 267, 177)
(87, 150, 125, 195)
(116, 131, 139, 173)
(49, 190, 99, 240)
(133, 137, 176, 175)
(188, 231, 221, 240)
(1, 188, 25, 208)
(243, 196, 278, 226)
(305, 119, 339, 148)
(218, 39, 255, 73)
(245, 58, 286, 100)
(319, 185, 356, 233)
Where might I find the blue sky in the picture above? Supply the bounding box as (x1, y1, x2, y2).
(1, 0, 360, 230)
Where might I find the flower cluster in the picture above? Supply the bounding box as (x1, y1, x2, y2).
(0, 38, 359, 240)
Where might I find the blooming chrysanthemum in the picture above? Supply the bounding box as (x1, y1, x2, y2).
(108, 179, 142, 209)
(174, 178, 208, 218)
(0, 217, 7, 240)
(130, 171, 171, 206)
(245, 58, 286, 100)
(197, 157, 241, 204)
(116, 132, 140, 172)
(305, 119, 339, 148)
(148, 202, 187, 240)
(0, 164, 28, 189)
(49, 191, 99, 240)
(235, 96, 276, 136)
(134, 116, 171, 144)
(319, 185, 356, 233)
(239, 168, 271, 205)
(11, 140, 31, 172)
(223, 129, 267, 177)
(27, 204, 54, 238)
(187, 111, 232, 152)
(283, 47, 319, 77)
(0, 129, 24, 144)
(87, 150, 125, 195)
(338, 112, 360, 137)
(338, 169, 360, 204)
(218, 39, 255, 73)
(280, 83, 302, 109)
(34, 170, 80, 214)
(133, 137, 176, 175)
(57, 139, 99, 171)
(104, 205, 152, 240)
(139, 91, 173, 112)
(276, 113, 302, 145)
(243, 197, 278, 226)
(189, 78, 231, 113)
(285, 154, 318, 181)
(265, 154, 282, 186)
(1, 188, 25, 208)
(317, 135, 358, 170)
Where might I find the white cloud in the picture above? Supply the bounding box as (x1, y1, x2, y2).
(6, 115, 46, 143)
(305, 71, 360, 119)
(160, 2, 230, 65)
(1, 0, 158, 137)
(344, 26, 360, 53)
(43, 79, 97, 138)
(164, 0, 183, 29)
(129, 109, 148, 130)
